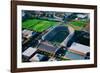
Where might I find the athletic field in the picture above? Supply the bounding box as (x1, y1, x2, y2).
(22, 19, 58, 32)
(70, 20, 86, 27)
(69, 20, 87, 30)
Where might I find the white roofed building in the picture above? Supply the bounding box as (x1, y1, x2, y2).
(22, 47, 37, 57)
(29, 53, 49, 62)
(22, 29, 33, 39)
(68, 42, 90, 56)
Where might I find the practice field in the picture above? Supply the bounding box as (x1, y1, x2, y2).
(69, 20, 87, 30)
(70, 20, 87, 27)
(22, 19, 58, 32)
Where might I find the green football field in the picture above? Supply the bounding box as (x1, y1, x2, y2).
(22, 19, 58, 32)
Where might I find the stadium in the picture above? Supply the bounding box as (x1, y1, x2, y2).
(42, 25, 74, 47)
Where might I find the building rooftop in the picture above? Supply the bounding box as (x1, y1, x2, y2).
(22, 47, 37, 57)
(22, 29, 33, 39)
(37, 41, 58, 54)
(68, 42, 90, 56)
(64, 51, 85, 60)
(29, 53, 45, 62)
(29, 53, 49, 62)
(76, 14, 88, 19)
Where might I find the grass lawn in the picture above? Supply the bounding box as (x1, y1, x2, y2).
(69, 20, 87, 30)
(70, 20, 86, 27)
(22, 19, 58, 32)
(22, 19, 41, 29)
